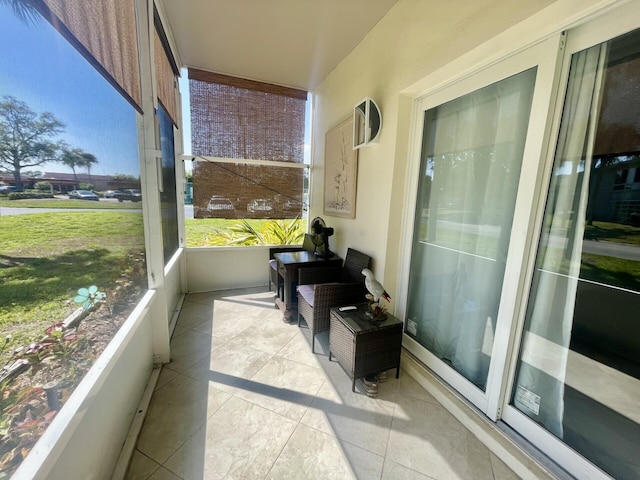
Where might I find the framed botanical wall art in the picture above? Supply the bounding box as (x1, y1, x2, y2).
(324, 117, 358, 218)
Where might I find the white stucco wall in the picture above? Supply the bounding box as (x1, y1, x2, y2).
(165, 248, 186, 320)
(310, 0, 621, 313)
(186, 246, 272, 292)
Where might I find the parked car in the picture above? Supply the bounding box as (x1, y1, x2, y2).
(247, 198, 273, 213)
(284, 199, 304, 212)
(207, 195, 235, 212)
(103, 190, 118, 198)
(0, 185, 19, 194)
(113, 189, 142, 202)
(68, 190, 99, 201)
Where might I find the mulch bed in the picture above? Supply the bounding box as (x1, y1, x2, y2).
(0, 299, 139, 477)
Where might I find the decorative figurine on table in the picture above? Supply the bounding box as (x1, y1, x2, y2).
(361, 268, 390, 320)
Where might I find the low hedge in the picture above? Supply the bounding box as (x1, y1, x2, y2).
(6, 192, 55, 200)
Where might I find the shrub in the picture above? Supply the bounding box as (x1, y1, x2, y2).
(225, 218, 305, 245)
(7, 192, 54, 200)
(34, 181, 52, 192)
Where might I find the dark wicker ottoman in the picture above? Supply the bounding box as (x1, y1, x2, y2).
(329, 303, 403, 392)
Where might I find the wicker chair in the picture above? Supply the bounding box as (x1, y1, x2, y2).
(268, 245, 304, 297)
(297, 248, 371, 353)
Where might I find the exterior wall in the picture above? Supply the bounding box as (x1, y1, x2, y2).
(186, 245, 272, 292)
(165, 248, 186, 320)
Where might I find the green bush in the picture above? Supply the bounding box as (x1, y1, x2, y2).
(7, 192, 54, 200)
(34, 181, 52, 192)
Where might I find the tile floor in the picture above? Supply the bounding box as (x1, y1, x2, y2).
(125, 287, 519, 480)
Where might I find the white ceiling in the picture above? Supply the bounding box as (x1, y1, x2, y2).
(159, 0, 400, 91)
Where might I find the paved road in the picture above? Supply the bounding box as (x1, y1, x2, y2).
(582, 239, 640, 261)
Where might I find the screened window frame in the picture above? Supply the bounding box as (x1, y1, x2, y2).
(186, 69, 309, 234)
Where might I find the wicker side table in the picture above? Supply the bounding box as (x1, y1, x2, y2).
(329, 303, 403, 392)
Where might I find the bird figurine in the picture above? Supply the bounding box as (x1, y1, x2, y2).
(361, 268, 391, 318)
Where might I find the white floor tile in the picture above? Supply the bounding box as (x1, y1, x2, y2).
(134, 288, 519, 480)
(164, 396, 297, 480)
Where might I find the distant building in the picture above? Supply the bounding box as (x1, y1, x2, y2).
(0, 172, 140, 193)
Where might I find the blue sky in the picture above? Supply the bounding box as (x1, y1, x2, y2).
(0, 4, 140, 176)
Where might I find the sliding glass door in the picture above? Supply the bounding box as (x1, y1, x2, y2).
(405, 69, 536, 388)
(401, 3, 640, 478)
(505, 25, 640, 480)
(400, 37, 563, 411)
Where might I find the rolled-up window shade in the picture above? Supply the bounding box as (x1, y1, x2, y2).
(188, 69, 307, 220)
(38, 0, 142, 112)
(154, 27, 178, 126)
(593, 52, 640, 157)
(188, 68, 307, 162)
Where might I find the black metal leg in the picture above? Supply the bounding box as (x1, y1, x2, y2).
(312, 334, 315, 353)
(396, 367, 400, 378)
(352, 377, 356, 392)
(329, 351, 332, 361)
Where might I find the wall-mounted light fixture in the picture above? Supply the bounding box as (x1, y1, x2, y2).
(353, 97, 381, 149)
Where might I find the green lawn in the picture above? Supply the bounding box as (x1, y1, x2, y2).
(0, 211, 145, 360)
(584, 221, 640, 246)
(1, 212, 305, 359)
(0, 197, 139, 209)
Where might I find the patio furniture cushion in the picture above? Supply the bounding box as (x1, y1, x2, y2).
(268, 245, 304, 294)
(297, 284, 315, 307)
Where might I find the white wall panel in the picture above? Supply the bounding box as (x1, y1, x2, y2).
(186, 246, 271, 292)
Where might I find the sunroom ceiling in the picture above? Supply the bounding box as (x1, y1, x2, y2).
(158, 0, 400, 91)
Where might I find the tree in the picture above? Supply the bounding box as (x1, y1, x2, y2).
(60, 147, 97, 189)
(0, 0, 41, 25)
(83, 152, 97, 178)
(112, 173, 139, 182)
(0, 96, 65, 190)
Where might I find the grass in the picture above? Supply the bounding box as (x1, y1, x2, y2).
(580, 253, 640, 291)
(2, 212, 304, 357)
(0, 211, 145, 358)
(1, 211, 143, 255)
(584, 221, 640, 246)
(418, 217, 640, 291)
(0, 197, 140, 209)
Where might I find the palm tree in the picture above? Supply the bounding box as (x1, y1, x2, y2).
(59, 147, 95, 189)
(0, 0, 41, 24)
(227, 218, 305, 246)
(82, 152, 98, 180)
